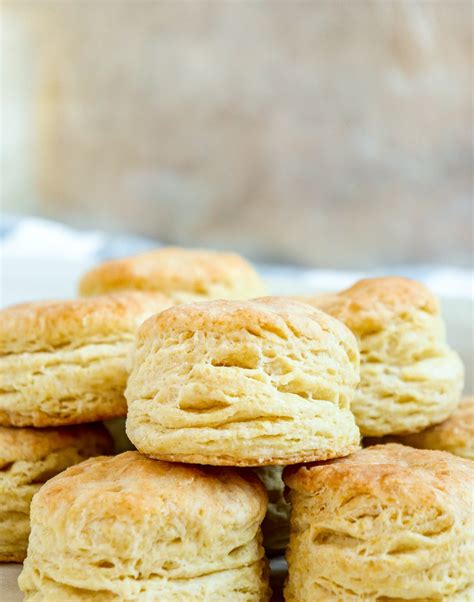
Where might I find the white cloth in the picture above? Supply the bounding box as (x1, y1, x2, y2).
(1, 216, 472, 307)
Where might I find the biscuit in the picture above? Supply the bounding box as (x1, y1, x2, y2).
(367, 397, 474, 460)
(78, 247, 267, 301)
(284, 443, 474, 601)
(253, 466, 290, 553)
(303, 277, 464, 436)
(0, 292, 173, 427)
(0, 423, 113, 562)
(126, 297, 361, 466)
(19, 451, 271, 601)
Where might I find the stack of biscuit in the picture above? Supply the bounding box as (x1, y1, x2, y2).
(0, 247, 276, 600)
(19, 290, 363, 600)
(282, 276, 471, 600)
(0, 290, 180, 562)
(249, 276, 470, 562)
(1, 247, 470, 601)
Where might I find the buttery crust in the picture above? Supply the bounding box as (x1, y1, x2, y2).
(366, 397, 474, 460)
(78, 247, 267, 301)
(302, 276, 439, 330)
(284, 443, 474, 601)
(303, 277, 464, 436)
(0, 292, 174, 427)
(0, 424, 113, 562)
(126, 297, 361, 466)
(140, 447, 360, 468)
(0, 292, 174, 355)
(19, 451, 271, 601)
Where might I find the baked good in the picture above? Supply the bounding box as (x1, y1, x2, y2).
(303, 277, 464, 436)
(367, 396, 474, 460)
(19, 451, 270, 601)
(78, 247, 267, 301)
(284, 443, 474, 601)
(126, 297, 361, 466)
(0, 423, 113, 562)
(253, 466, 290, 553)
(0, 292, 173, 426)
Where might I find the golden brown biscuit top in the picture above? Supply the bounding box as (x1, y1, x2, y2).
(0, 424, 113, 465)
(78, 247, 266, 298)
(35, 451, 267, 520)
(0, 292, 174, 354)
(137, 296, 358, 353)
(304, 277, 439, 334)
(284, 443, 474, 499)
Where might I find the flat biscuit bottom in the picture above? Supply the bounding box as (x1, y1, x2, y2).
(140, 443, 360, 467)
(20, 560, 270, 601)
(127, 405, 361, 467)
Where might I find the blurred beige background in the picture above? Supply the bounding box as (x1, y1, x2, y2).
(1, 0, 472, 267)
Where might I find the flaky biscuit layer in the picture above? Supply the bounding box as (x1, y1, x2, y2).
(303, 277, 464, 436)
(0, 293, 173, 426)
(19, 452, 270, 601)
(367, 397, 474, 460)
(0, 424, 112, 562)
(284, 444, 474, 601)
(126, 297, 361, 466)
